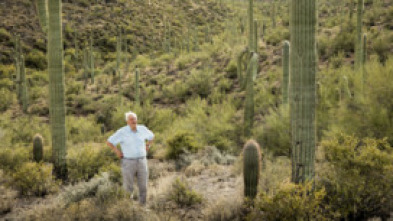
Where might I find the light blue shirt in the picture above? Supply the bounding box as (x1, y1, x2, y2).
(107, 125, 154, 158)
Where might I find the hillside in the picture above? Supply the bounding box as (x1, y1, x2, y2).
(1, 0, 393, 220)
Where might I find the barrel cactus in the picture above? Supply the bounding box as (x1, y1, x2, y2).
(243, 140, 261, 199)
(289, 0, 317, 183)
(33, 134, 44, 162)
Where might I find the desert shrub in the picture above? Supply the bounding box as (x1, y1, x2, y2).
(0, 169, 17, 215)
(185, 68, 213, 98)
(0, 115, 50, 146)
(99, 162, 122, 184)
(165, 98, 239, 153)
(255, 106, 290, 157)
(168, 177, 203, 208)
(133, 54, 151, 68)
(0, 88, 14, 112)
(66, 115, 102, 144)
(67, 145, 116, 183)
(0, 147, 30, 172)
(372, 32, 393, 63)
(11, 162, 58, 196)
(330, 24, 355, 54)
(103, 198, 158, 221)
(166, 131, 200, 160)
(319, 134, 393, 220)
(25, 49, 47, 70)
(249, 182, 332, 221)
(205, 195, 244, 221)
(58, 172, 116, 206)
(225, 59, 238, 79)
(330, 58, 393, 145)
(265, 28, 290, 46)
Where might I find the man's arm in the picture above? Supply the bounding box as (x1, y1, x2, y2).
(106, 141, 123, 159)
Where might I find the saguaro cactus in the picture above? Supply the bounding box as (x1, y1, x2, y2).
(135, 67, 140, 105)
(289, 0, 317, 183)
(48, 0, 67, 180)
(244, 52, 258, 137)
(355, 0, 364, 70)
(33, 134, 44, 162)
(36, 0, 48, 33)
(20, 55, 28, 113)
(362, 33, 367, 64)
(83, 48, 88, 89)
(90, 35, 94, 84)
(248, 0, 254, 51)
(254, 20, 258, 53)
(243, 140, 261, 199)
(283, 41, 290, 104)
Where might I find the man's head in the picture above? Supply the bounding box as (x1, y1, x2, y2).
(125, 111, 137, 130)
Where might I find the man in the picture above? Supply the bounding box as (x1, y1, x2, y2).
(106, 111, 154, 205)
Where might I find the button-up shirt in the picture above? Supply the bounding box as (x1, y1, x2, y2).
(107, 125, 154, 158)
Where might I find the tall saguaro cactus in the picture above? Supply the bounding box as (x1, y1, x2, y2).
(355, 0, 364, 70)
(48, 0, 67, 180)
(254, 20, 258, 54)
(243, 140, 261, 199)
(290, 0, 317, 183)
(283, 41, 290, 104)
(36, 0, 48, 33)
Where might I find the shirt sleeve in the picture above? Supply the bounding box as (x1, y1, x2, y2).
(143, 126, 154, 141)
(107, 129, 123, 146)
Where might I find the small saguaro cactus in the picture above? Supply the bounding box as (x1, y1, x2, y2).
(362, 33, 367, 64)
(33, 134, 44, 162)
(282, 41, 290, 104)
(243, 139, 261, 199)
(90, 35, 94, 84)
(253, 20, 258, 53)
(244, 52, 258, 138)
(20, 55, 28, 113)
(355, 0, 364, 70)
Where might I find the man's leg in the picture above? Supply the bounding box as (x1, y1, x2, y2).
(121, 159, 137, 197)
(136, 158, 148, 205)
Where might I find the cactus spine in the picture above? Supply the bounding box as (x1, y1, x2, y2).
(289, 0, 317, 183)
(243, 140, 261, 199)
(36, 0, 48, 33)
(135, 67, 140, 105)
(33, 134, 44, 162)
(48, 0, 67, 180)
(283, 41, 290, 104)
(244, 53, 258, 137)
(355, 0, 364, 70)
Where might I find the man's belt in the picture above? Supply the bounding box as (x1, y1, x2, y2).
(122, 156, 146, 160)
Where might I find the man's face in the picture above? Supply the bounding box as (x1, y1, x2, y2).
(127, 116, 137, 129)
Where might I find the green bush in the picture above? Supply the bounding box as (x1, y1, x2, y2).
(25, 49, 47, 70)
(185, 68, 213, 98)
(66, 115, 102, 144)
(67, 145, 116, 183)
(0, 88, 15, 112)
(166, 131, 199, 160)
(249, 182, 332, 221)
(255, 106, 290, 156)
(265, 28, 290, 46)
(319, 134, 393, 220)
(0, 147, 30, 173)
(168, 177, 203, 208)
(11, 162, 58, 196)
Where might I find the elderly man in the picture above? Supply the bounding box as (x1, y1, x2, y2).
(106, 111, 154, 205)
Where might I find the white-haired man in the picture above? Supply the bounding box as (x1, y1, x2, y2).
(106, 111, 154, 205)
